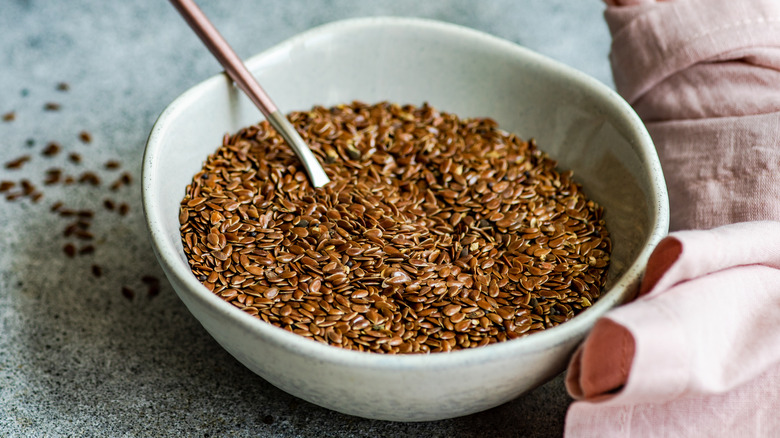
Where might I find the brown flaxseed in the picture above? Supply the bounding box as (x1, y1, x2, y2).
(42, 142, 61, 157)
(78, 131, 92, 144)
(44, 168, 62, 185)
(5, 155, 30, 169)
(78, 171, 100, 186)
(63, 243, 76, 258)
(121, 286, 134, 300)
(179, 102, 611, 354)
(142, 275, 161, 297)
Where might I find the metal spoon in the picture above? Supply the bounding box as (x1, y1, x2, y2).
(169, 0, 330, 188)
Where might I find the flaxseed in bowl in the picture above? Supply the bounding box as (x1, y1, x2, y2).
(143, 17, 668, 421)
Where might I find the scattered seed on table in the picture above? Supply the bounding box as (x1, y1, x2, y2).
(109, 172, 132, 190)
(2, 111, 15, 122)
(121, 286, 135, 300)
(118, 203, 129, 216)
(78, 172, 100, 186)
(63, 223, 75, 237)
(63, 243, 76, 258)
(142, 275, 161, 297)
(42, 142, 61, 157)
(147, 283, 161, 297)
(19, 180, 34, 194)
(78, 131, 92, 144)
(91, 264, 103, 277)
(56, 82, 70, 91)
(104, 160, 121, 170)
(44, 102, 61, 111)
(68, 153, 82, 164)
(74, 229, 94, 240)
(5, 155, 30, 169)
(44, 168, 63, 185)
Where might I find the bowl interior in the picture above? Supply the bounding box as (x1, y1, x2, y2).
(144, 17, 667, 365)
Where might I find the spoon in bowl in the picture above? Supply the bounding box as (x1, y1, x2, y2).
(169, 0, 330, 188)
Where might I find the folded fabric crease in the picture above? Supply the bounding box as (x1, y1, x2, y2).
(564, 0, 780, 435)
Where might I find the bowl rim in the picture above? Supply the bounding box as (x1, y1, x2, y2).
(143, 16, 669, 369)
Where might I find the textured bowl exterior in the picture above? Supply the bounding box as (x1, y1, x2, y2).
(143, 17, 668, 421)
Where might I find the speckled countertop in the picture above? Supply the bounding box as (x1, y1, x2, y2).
(0, 1, 612, 436)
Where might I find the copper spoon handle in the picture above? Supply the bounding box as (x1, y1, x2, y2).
(169, 0, 330, 188)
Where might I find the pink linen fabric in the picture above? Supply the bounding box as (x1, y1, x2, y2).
(563, 0, 780, 436)
(566, 222, 780, 436)
(607, 0, 780, 231)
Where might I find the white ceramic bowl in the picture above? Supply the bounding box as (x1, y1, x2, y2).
(143, 17, 668, 421)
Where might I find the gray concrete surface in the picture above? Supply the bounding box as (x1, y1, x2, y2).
(0, 1, 612, 436)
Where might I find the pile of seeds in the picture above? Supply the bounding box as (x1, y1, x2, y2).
(179, 101, 611, 354)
